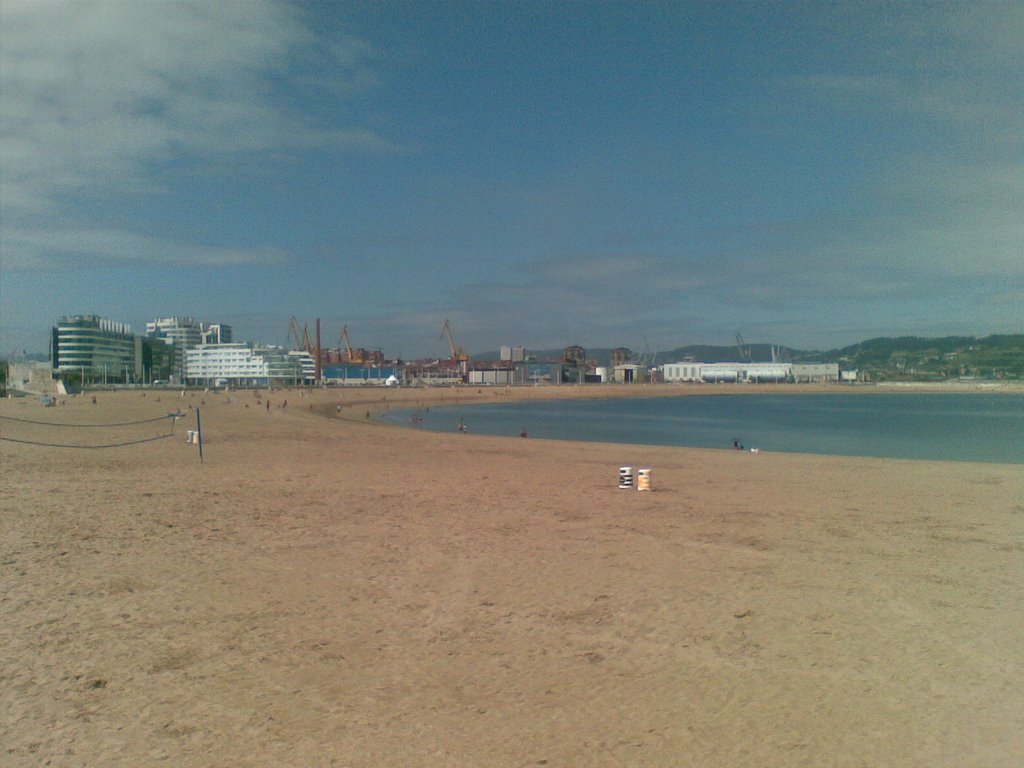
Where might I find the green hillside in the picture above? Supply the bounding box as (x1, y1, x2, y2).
(810, 335, 1024, 380)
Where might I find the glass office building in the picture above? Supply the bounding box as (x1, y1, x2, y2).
(51, 315, 136, 383)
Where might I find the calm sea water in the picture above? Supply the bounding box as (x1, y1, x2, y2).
(382, 392, 1024, 464)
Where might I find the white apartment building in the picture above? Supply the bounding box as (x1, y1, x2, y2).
(185, 343, 303, 387)
(186, 343, 266, 386)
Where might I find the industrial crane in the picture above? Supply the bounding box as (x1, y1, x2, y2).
(736, 333, 751, 362)
(289, 317, 313, 354)
(288, 316, 322, 382)
(339, 325, 364, 364)
(644, 335, 659, 383)
(441, 319, 469, 363)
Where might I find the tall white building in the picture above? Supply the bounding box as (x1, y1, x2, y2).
(146, 316, 202, 348)
(147, 317, 202, 380)
(147, 317, 232, 381)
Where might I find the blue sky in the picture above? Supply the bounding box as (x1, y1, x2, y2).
(1, 1, 1021, 359)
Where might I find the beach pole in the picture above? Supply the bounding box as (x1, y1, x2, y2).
(196, 408, 204, 463)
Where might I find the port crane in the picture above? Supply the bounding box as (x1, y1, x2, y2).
(289, 317, 313, 354)
(441, 319, 468, 362)
(643, 335, 659, 383)
(339, 325, 364, 364)
(441, 319, 470, 376)
(736, 333, 751, 362)
(288, 316, 322, 382)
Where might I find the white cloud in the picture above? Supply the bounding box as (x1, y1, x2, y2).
(0, 0, 382, 267)
(4, 226, 289, 269)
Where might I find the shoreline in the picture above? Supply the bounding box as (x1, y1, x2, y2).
(338, 378, 1023, 413)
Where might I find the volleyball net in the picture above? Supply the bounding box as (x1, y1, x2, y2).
(0, 411, 185, 449)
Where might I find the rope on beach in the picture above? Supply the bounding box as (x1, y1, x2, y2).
(0, 433, 176, 449)
(0, 413, 178, 427)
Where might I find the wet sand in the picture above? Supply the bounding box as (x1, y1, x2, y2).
(2, 385, 1021, 766)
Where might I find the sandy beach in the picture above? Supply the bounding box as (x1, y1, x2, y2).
(2, 385, 1021, 767)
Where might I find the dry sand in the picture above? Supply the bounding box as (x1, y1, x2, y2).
(2, 385, 1021, 767)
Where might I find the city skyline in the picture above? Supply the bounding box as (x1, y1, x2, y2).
(2, 2, 1021, 358)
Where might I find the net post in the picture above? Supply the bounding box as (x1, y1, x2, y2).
(196, 408, 204, 463)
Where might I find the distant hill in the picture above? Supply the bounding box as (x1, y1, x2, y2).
(806, 334, 1024, 380)
(472, 334, 1023, 380)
